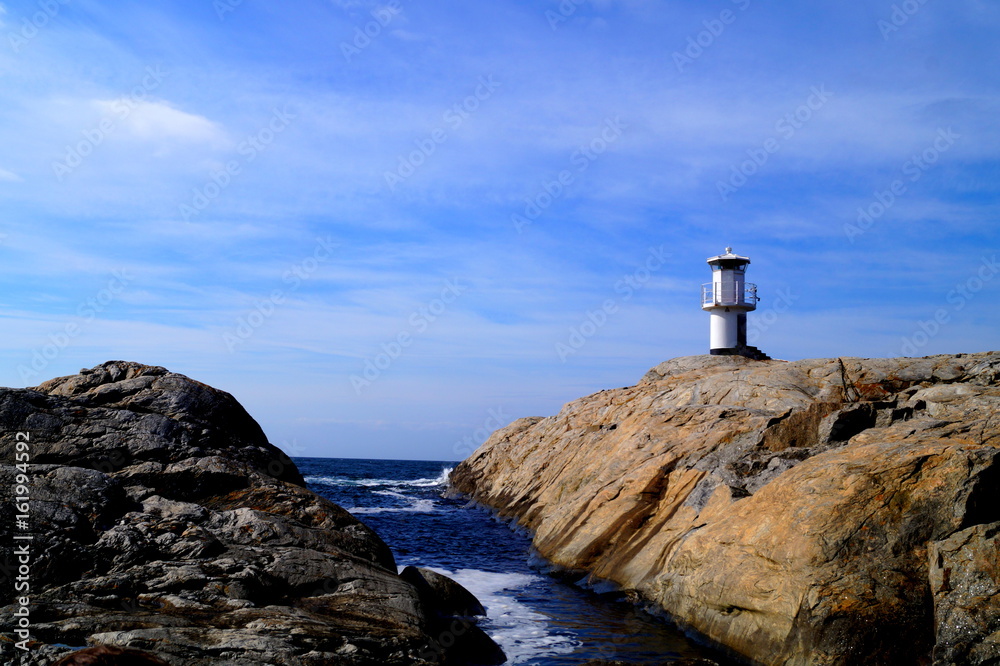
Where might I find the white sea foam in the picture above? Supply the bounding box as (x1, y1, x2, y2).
(303, 475, 379, 487)
(304, 467, 452, 489)
(373, 489, 410, 499)
(346, 498, 437, 514)
(306, 468, 452, 516)
(407, 467, 453, 487)
(423, 567, 579, 664)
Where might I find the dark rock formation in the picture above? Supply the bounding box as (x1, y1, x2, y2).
(0, 361, 501, 665)
(400, 567, 487, 619)
(399, 567, 504, 666)
(7, 361, 304, 487)
(51, 644, 171, 665)
(450, 352, 1000, 665)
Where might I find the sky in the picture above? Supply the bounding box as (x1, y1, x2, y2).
(0, 0, 997, 461)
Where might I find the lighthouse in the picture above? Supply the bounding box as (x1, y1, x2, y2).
(701, 248, 769, 360)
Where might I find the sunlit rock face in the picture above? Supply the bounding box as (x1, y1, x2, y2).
(451, 352, 1000, 665)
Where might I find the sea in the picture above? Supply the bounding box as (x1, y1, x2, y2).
(296, 457, 736, 666)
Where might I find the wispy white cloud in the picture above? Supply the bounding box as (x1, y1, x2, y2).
(90, 99, 225, 146)
(0, 167, 21, 182)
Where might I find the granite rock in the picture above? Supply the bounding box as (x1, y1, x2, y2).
(929, 521, 1000, 665)
(450, 352, 1000, 665)
(1, 361, 500, 665)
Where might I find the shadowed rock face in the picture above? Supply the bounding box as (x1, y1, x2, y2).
(929, 521, 1000, 665)
(0, 361, 499, 666)
(450, 352, 1000, 665)
(3, 361, 304, 487)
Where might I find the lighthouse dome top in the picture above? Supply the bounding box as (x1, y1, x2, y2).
(706, 247, 751, 269)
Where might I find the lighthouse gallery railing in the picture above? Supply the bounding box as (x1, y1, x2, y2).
(702, 282, 758, 307)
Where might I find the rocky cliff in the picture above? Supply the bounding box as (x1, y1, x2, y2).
(450, 352, 1000, 665)
(0, 361, 502, 665)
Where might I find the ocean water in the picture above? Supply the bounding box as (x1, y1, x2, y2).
(297, 457, 735, 666)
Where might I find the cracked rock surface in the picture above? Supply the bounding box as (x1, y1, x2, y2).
(1, 361, 502, 665)
(450, 352, 1000, 665)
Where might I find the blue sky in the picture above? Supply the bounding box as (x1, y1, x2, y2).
(0, 0, 997, 460)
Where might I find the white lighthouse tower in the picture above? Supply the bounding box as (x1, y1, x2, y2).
(701, 247, 768, 359)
